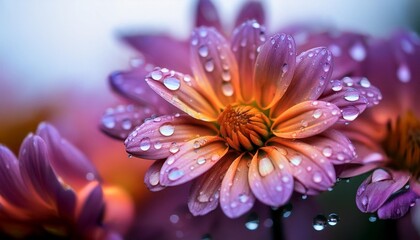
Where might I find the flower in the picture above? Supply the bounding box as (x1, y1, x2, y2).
(0, 122, 133, 239)
(120, 19, 381, 219)
(326, 30, 420, 219)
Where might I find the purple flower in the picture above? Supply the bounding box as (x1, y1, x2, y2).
(0, 122, 133, 239)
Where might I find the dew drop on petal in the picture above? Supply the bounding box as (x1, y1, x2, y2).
(121, 119, 132, 130)
(397, 64, 411, 83)
(198, 45, 209, 57)
(163, 77, 181, 90)
(290, 155, 302, 166)
(159, 124, 175, 136)
(323, 62, 331, 72)
(258, 157, 274, 176)
(222, 83, 234, 96)
(169, 142, 180, 154)
(361, 196, 368, 206)
(322, 147, 333, 157)
(197, 157, 206, 165)
(312, 109, 323, 119)
(312, 171, 323, 183)
(222, 71, 231, 81)
(102, 116, 116, 129)
(282, 63, 288, 73)
(313, 215, 327, 231)
(238, 193, 249, 203)
(342, 107, 360, 121)
(151, 70, 163, 80)
(349, 42, 366, 62)
(193, 141, 200, 149)
(168, 168, 184, 181)
(360, 77, 371, 88)
(344, 90, 360, 102)
(327, 213, 340, 226)
(140, 137, 151, 151)
(154, 141, 162, 150)
(205, 60, 215, 72)
(331, 80, 343, 91)
(245, 213, 259, 231)
(211, 154, 220, 161)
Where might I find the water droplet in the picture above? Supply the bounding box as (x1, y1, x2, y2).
(331, 80, 343, 91)
(163, 77, 181, 90)
(282, 63, 288, 73)
(154, 141, 162, 149)
(204, 60, 215, 72)
(102, 116, 116, 129)
(197, 157, 206, 165)
(312, 172, 323, 183)
(169, 214, 179, 224)
(167, 156, 176, 165)
(342, 106, 360, 121)
(245, 213, 259, 231)
(168, 168, 184, 181)
(349, 42, 366, 62)
(322, 147, 333, 157)
(222, 71, 231, 81)
(169, 142, 180, 154)
(327, 213, 340, 226)
(159, 124, 175, 136)
(252, 22, 260, 28)
(121, 119, 132, 130)
(323, 62, 330, 72)
(193, 141, 200, 149)
(191, 37, 198, 46)
(199, 28, 208, 37)
(344, 90, 360, 102)
(397, 64, 411, 83)
(361, 196, 368, 206)
(222, 83, 234, 96)
(238, 193, 249, 203)
(313, 215, 327, 231)
(301, 194, 308, 200)
(149, 172, 159, 186)
(312, 109, 323, 119)
(151, 70, 163, 80)
(258, 157, 274, 176)
(86, 172, 95, 181)
(290, 156, 302, 166)
(140, 137, 151, 151)
(198, 45, 209, 57)
(308, 52, 315, 58)
(360, 77, 371, 88)
(368, 215, 377, 222)
(281, 203, 293, 218)
(211, 154, 220, 161)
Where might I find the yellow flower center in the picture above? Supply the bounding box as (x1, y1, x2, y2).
(217, 105, 271, 151)
(383, 111, 420, 178)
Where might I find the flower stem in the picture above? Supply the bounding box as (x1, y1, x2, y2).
(270, 207, 284, 240)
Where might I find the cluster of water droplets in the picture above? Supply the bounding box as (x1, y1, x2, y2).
(312, 213, 340, 231)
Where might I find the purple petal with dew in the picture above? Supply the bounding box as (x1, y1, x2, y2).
(121, 34, 191, 73)
(100, 104, 155, 140)
(356, 169, 410, 213)
(195, 0, 222, 32)
(377, 188, 419, 219)
(144, 160, 166, 192)
(235, 0, 265, 28)
(0, 145, 28, 207)
(36, 122, 100, 191)
(188, 151, 239, 216)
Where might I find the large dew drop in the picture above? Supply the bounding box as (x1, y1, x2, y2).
(159, 124, 175, 136)
(245, 213, 259, 231)
(163, 77, 181, 91)
(168, 168, 184, 181)
(198, 45, 209, 57)
(327, 213, 340, 226)
(313, 215, 327, 231)
(139, 137, 151, 151)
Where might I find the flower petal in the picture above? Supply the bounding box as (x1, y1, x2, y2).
(121, 35, 190, 73)
(253, 33, 296, 109)
(56, 187, 77, 221)
(76, 181, 104, 235)
(125, 114, 218, 160)
(235, 0, 265, 27)
(190, 27, 240, 106)
(145, 68, 220, 121)
(0, 145, 28, 207)
(220, 153, 255, 218)
(231, 20, 266, 103)
(144, 160, 166, 191)
(248, 147, 293, 206)
(195, 0, 222, 31)
(270, 47, 333, 118)
(304, 130, 356, 165)
(159, 136, 229, 186)
(377, 188, 419, 219)
(188, 151, 239, 216)
(356, 169, 410, 213)
(100, 104, 154, 140)
(271, 100, 340, 139)
(18, 135, 61, 206)
(268, 138, 336, 194)
(36, 122, 100, 190)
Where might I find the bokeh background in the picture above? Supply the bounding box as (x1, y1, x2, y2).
(1, 0, 419, 239)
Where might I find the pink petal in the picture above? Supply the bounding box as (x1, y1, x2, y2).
(195, 0, 222, 32)
(231, 20, 266, 103)
(235, 0, 265, 27)
(356, 169, 409, 213)
(220, 153, 255, 218)
(125, 114, 218, 160)
(122, 35, 190, 73)
(144, 160, 166, 192)
(145, 68, 220, 121)
(248, 147, 293, 206)
(268, 138, 336, 194)
(304, 130, 356, 165)
(271, 47, 333, 117)
(159, 136, 229, 186)
(36, 122, 100, 191)
(0, 145, 28, 207)
(190, 27, 240, 107)
(101, 104, 154, 140)
(271, 100, 340, 139)
(188, 151, 239, 216)
(253, 33, 296, 109)
(18, 135, 62, 206)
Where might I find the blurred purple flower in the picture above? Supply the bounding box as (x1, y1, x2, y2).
(0, 122, 133, 239)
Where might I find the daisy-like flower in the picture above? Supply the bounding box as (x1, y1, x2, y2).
(122, 21, 381, 218)
(0, 122, 133, 239)
(326, 30, 420, 219)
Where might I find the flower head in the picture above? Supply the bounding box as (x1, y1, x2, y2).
(0, 122, 133, 239)
(120, 20, 380, 218)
